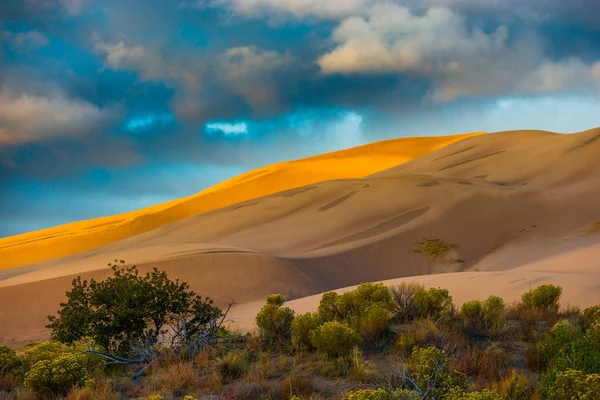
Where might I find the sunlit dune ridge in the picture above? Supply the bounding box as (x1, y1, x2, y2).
(0, 132, 483, 270)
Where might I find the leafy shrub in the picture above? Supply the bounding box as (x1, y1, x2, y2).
(20, 341, 75, 369)
(414, 287, 454, 318)
(521, 284, 562, 311)
(395, 319, 441, 355)
(291, 312, 322, 350)
(318, 291, 340, 322)
(461, 296, 506, 333)
(310, 321, 362, 358)
(255, 294, 295, 344)
(0, 345, 23, 379)
(391, 282, 427, 321)
(266, 294, 285, 306)
(359, 303, 391, 343)
(444, 387, 506, 400)
(343, 388, 419, 400)
(24, 353, 90, 396)
(47, 261, 222, 356)
(541, 369, 600, 400)
(583, 305, 600, 326)
(403, 346, 467, 398)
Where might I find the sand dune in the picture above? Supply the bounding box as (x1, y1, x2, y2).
(0, 132, 481, 270)
(1, 128, 600, 347)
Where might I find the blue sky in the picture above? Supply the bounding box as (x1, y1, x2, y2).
(1, 0, 600, 237)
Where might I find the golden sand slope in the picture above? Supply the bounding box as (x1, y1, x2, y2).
(0, 132, 481, 270)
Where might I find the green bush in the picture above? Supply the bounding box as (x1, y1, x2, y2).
(403, 346, 467, 398)
(444, 387, 506, 400)
(359, 303, 391, 343)
(461, 296, 506, 332)
(24, 353, 90, 396)
(266, 294, 285, 306)
(291, 312, 322, 350)
(414, 287, 454, 318)
(318, 291, 340, 322)
(583, 305, 600, 326)
(521, 284, 562, 311)
(20, 341, 75, 369)
(0, 345, 23, 379)
(343, 388, 419, 400)
(47, 261, 222, 356)
(539, 369, 600, 400)
(255, 296, 295, 344)
(310, 321, 362, 358)
(214, 351, 249, 381)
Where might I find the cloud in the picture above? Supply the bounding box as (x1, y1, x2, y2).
(217, 46, 294, 113)
(212, 0, 372, 19)
(318, 5, 600, 100)
(95, 40, 202, 89)
(0, 88, 121, 146)
(2, 30, 49, 48)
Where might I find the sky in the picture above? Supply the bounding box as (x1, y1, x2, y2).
(1, 0, 600, 237)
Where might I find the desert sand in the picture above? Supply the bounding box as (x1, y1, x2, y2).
(1, 128, 600, 347)
(0, 132, 480, 270)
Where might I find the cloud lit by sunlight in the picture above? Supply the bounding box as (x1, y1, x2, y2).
(205, 121, 249, 135)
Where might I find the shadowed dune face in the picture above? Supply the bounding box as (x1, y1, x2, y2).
(2, 128, 600, 347)
(0, 132, 482, 270)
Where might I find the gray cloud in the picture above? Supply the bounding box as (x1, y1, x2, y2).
(0, 87, 122, 146)
(317, 4, 600, 100)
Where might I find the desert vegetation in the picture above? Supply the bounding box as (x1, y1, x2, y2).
(1, 264, 599, 399)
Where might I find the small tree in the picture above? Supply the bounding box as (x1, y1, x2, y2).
(255, 294, 295, 345)
(47, 261, 223, 360)
(521, 285, 562, 311)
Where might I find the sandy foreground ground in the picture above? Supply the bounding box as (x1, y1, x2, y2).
(1, 128, 599, 347)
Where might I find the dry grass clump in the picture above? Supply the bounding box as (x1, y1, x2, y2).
(279, 374, 317, 400)
(64, 381, 118, 400)
(227, 381, 267, 400)
(452, 345, 510, 385)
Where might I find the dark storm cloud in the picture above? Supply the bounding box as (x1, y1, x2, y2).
(1, 0, 600, 236)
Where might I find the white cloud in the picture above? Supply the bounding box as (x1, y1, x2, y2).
(318, 4, 600, 100)
(217, 46, 293, 111)
(95, 41, 201, 89)
(0, 89, 120, 146)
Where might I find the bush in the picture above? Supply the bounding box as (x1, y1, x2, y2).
(318, 291, 340, 322)
(0, 345, 23, 379)
(403, 347, 467, 398)
(310, 321, 362, 358)
(461, 296, 506, 333)
(343, 388, 419, 400)
(359, 303, 391, 343)
(444, 387, 506, 400)
(266, 294, 285, 306)
(291, 312, 322, 350)
(583, 305, 600, 326)
(24, 353, 90, 396)
(280, 375, 316, 400)
(47, 261, 222, 356)
(255, 294, 295, 344)
(541, 369, 600, 400)
(521, 285, 562, 311)
(452, 345, 509, 383)
(391, 282, 427, 321)
(414, 287, 454, 318)
(64, 381, 118, 400)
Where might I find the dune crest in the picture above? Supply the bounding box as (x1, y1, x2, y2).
(0, 132, 482, 270)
